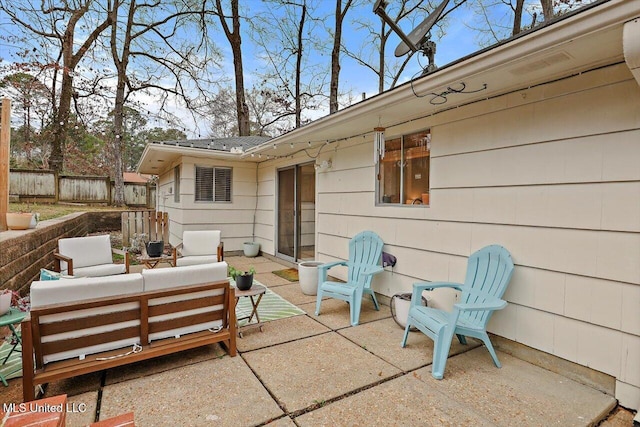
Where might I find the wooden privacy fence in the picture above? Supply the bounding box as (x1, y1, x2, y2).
(9, 169, 154, 207)
(122, 210, 169, 247)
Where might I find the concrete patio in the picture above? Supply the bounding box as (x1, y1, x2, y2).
(0, 255, 632, 426)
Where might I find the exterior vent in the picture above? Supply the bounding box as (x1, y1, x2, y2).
(510, 51, 572, 75)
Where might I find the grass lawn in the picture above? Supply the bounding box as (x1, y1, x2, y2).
(8, 202, 127, 221)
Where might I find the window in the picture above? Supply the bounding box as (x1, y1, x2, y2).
(174, 166, 180, 203)
(195, 166, 232, 202)
(378, 129, 430, 206)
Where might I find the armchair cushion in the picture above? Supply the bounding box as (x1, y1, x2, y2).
(56, 234, 126, 277)
(180, 231, 221, 256)
(72, 264, 126, 277)
(58, 235, 113, 268)
(176, 255, 219, 267)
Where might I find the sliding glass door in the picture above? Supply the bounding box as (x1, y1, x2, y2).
(277, 163, 315, 261)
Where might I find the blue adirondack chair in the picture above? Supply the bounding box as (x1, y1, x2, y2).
(401, 245, 514, 379)
(315, 231, 385, 326)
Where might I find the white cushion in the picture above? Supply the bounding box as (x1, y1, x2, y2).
(30, 273, 144, 307)
(63, 263, 126, 278)
(181, 231, 221, 256)
(176, 255, 220, 267)
(58, 235, 113, 269)
(141, 262, 228, 291)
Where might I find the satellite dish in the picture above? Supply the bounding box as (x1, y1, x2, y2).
(394, 0, 450, 57)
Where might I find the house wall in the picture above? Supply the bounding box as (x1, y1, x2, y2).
(157, 156, 259, 251)
(256, 63, 638, 407)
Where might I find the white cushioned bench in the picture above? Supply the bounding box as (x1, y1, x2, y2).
(23, 262, 236, 402)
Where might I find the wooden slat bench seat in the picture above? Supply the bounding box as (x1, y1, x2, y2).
(22, 280, 236, 402)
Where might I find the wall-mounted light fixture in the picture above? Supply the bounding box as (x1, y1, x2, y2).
(374, 127, 385, 164)
(315, 159, 332, 171)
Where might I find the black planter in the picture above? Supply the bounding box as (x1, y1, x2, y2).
(235, 273, 254, 291)
(146, 240, 164, 258)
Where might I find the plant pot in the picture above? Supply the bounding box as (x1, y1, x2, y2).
(146, 240, 164, 257)
(390, 292, 427, 330)
(298, 261, 323, 295)
(6, 212, 33, 230)
(243, 242, 260, 258)
(0, 293, 11, 316)
(235, 273, 254, 291)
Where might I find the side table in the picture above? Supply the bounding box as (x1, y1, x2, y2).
(137, 253, 175, 269)
(234, 283, 266, 338)
(0, 308, 27, 386)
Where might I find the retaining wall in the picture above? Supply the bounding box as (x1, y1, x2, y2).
(0, 211, 122, 295)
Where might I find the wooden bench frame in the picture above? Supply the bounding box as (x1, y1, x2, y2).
(22, 280, 236, 402)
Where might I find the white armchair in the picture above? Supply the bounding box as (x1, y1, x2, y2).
(54, 234, 128, 277)
(173, 230, 224, 267)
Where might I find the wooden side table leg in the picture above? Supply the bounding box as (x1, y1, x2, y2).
(248, 294, 264, 324)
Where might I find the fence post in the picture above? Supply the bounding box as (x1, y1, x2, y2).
(0, 98, 10, 231)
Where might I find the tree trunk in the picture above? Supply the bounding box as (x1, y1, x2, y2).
(218, 0, 250, 136)
(48, 4, 111, 173)
(512, 0, 525, 35)
(540, 0, 553, 21)
(294, 2, 306, 128)
(329, 0, 347, 114)
(110, 0, 130, 207)
(50, 44, 74, 173)
(378, 22, 387, 94)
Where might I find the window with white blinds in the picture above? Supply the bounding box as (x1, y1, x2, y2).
(195, 166, 232, 202)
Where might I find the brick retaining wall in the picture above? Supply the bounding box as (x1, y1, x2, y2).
(0, 211, 122, 295)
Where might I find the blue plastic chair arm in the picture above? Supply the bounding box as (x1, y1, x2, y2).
(361, 266, 384, 276)
(317, 261, 347, 273)
(455, 298, 507, 312)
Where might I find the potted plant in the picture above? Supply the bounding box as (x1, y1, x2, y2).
(146, 240, 164, 258)
(229, 266, 256, 291)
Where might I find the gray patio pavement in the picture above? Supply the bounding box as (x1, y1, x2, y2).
(1, 255, 628, 426)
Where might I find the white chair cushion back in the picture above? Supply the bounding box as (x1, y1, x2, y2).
(141, 262, 228, 291)
(181, 231, 221, 256)
(142, 262, 229, 342)
(30, 273, 144, 307)
(58, 235, 113, 268)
